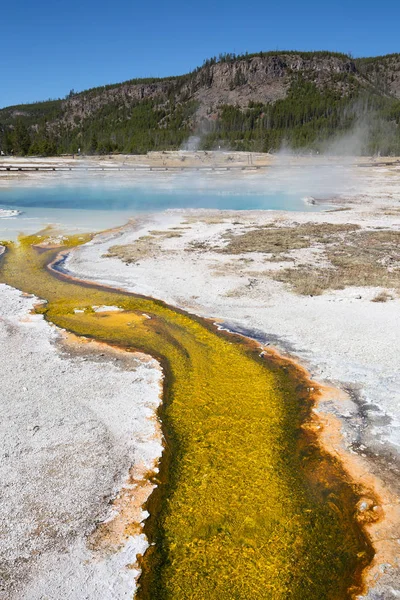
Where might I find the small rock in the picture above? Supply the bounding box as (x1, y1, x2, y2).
(27, 424, 40, 433)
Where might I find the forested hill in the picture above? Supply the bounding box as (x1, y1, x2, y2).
(2, 51, 400, 156)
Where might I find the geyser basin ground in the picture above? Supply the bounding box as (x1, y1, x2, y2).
(63, 178, 400, 597)
(0, 233, 373, 599)
(1, 155, 399, 598)
(0, 284, 162, 600)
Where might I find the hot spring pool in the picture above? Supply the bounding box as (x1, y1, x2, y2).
(0, 175, 328, 240)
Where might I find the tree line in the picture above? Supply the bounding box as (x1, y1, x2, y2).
(1, 75, 400, 156)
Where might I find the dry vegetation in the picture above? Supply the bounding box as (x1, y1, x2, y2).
(381, 207, 400, 216)
(103, 221, 400, 297)
(148, 230, 183, 238)
(325, 207, 352, 213)
(103, 230, 184, 264)
(221, 223, 360, 255)
(372, 291, 393, 302)
(221, 223, 400, 296)
(183, 216, 231, 225)
(274, 229, 400, 295)
(186, 239, 213, 252)
(103, 236, 159, 264)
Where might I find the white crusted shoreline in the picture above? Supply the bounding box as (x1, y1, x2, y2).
(0, 284, 163, 599)
(0, 208, 21, 218)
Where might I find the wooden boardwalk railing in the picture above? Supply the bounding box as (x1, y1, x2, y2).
(0, 165, 262, 172)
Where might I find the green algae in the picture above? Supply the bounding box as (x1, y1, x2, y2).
(0, 234, 373, 599)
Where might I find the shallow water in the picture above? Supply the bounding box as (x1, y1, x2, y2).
(0, 205, 137, 241)
(0, 175, 326, 240)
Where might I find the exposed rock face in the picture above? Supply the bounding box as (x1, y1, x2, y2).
(62, 81, 173, 122)
(189, 54, 357, 91)
(189, 55, 358, 120)
(60, 54, 360, 125)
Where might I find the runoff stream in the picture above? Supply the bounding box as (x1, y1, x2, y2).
(0, 231, 373, 600)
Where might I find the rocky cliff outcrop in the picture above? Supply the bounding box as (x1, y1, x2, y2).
(60, 54, 361, 125)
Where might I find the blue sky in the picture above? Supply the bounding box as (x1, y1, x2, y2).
(1, 0, 399, 108)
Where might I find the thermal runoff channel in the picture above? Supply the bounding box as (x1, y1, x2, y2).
(0, 232, 373, 600)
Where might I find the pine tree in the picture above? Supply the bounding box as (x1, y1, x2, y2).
(13, 119, 31, 155)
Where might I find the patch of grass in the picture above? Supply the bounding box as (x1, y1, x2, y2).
(103, 236, 158, 264)
(381, 207, 400, 215)
(273, 229, 400, 295)
(148, 230, 183, 238)
(328, 230, 400, 284)
(371, 291, 392, 302)
(274, 268, 345, 296)
(103, 231, 182, 265)
(224, 287, 244, 298)
(264, 253, 295, 262)
(220, 223, 360, 255)
(183, 216, 228, 225)
(185, 239, 211, 252)
(325, 207, 352, 213)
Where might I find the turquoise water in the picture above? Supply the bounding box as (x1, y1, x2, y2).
(0, 178, 326, 240)
(0, 184, 322, 211)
